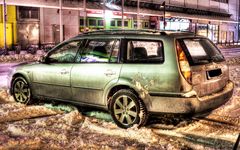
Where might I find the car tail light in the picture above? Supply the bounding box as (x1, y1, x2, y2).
(176, 41, 192, 84)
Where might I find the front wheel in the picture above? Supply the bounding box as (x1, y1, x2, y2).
(109, 89, 148, 129)
(12, 76, 32, 104)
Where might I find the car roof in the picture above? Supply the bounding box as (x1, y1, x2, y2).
(70, 29, 205, 42)
(77, 29, 197, 37)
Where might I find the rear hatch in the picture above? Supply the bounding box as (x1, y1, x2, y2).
(178, 38, 228, 97)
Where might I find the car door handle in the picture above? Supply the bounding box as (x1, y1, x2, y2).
(104, 70, 116, 76)
(60, 69, 69, 75)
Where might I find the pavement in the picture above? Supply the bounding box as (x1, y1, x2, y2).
(0, 63, 19, 88)
(220, 47, 240, 58)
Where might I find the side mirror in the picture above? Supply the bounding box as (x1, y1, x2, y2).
(38, 55, 47, 63)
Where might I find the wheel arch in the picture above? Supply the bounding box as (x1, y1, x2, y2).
(10, 72, 31, 95)
(105, 83, 140, 109)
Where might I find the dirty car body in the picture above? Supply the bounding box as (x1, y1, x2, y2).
(9, 30, 234, 128)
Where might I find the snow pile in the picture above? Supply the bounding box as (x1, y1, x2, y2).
(0, 53, 45, 63)
(226, 56, 240, 65)
(0, 89, 15, 103)
(0, 88, 186, 149)
(0, 105, 63, 123)
(82, 118, 158, 144)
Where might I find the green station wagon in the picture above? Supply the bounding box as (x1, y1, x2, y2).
(9, 30, 234, 128)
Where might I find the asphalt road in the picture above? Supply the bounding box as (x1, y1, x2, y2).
(0, 47, 240, 88)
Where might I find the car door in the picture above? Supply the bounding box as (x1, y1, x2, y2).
(31, 39, 82, 100)
(120, 38, 180, 94)
(71, 38, 122, 106)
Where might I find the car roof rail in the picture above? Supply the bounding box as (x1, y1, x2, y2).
(81, 29, 167, 35)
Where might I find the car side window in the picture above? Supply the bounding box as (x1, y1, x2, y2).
(80, 39, 119, 63)
(126, 40, 164, 63)
(47, 40, 81, 63)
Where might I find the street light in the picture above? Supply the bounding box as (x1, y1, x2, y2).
(102, 0, 124, 29)
(160, 1, 166, 30)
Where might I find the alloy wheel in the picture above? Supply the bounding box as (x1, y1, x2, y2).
(13, 78, 31, 104)
(113, 95, 138, 126)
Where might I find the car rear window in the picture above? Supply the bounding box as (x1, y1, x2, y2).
(178, 38, 224, 65)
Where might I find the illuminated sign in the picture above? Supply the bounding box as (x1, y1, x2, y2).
(100, 0, 122, 11)
(105, 2, 122, 11)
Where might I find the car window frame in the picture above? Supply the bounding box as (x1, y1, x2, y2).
(45, 39, 84, 64)
(122, 38, 165, 64)
(76, 37, 122, 64)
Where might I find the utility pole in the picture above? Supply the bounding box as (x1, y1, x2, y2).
(137, 0, 140, 29)
(83, 0, 87, 32)
(3, 0, 7, 52)
(121, 0, 124, 29)
(103, 0, 106, 29)
(59, 0, 63, 42)
(238, 0, 240, 41)
(161, 1, 166, 30)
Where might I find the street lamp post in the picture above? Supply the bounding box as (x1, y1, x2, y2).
(103, 0, 106, 29)
(83, 0, 87, 32)
(161, 1, 166, 30)
(3, 0, 7, 52)
(121, 0, 124, 29)
(137, 0, 140, 29)
(59, 0, 63, 42)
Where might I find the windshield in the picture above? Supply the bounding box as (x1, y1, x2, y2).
(178, 38, 225, 65)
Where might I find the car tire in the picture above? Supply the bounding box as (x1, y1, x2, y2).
(12, 76, 32, 104)
(109, 89, 148, 128)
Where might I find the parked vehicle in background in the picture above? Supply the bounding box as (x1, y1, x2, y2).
(9, 30, 234, 128)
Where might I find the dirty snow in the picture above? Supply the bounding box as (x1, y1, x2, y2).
(0, 53, 44, 63)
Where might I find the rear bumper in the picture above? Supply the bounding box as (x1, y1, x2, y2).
(148, 80, 234, 114)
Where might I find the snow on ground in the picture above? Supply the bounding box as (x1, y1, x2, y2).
(0, 96, 185, 149)
(0, 51, 45, 63)
(0, 54, 239, 149)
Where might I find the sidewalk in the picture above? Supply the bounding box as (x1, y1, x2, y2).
(217, 44, 240, 49)
(0, 63, 20, 73)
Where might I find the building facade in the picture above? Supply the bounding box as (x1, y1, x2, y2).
(0, 0, 239, 49)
